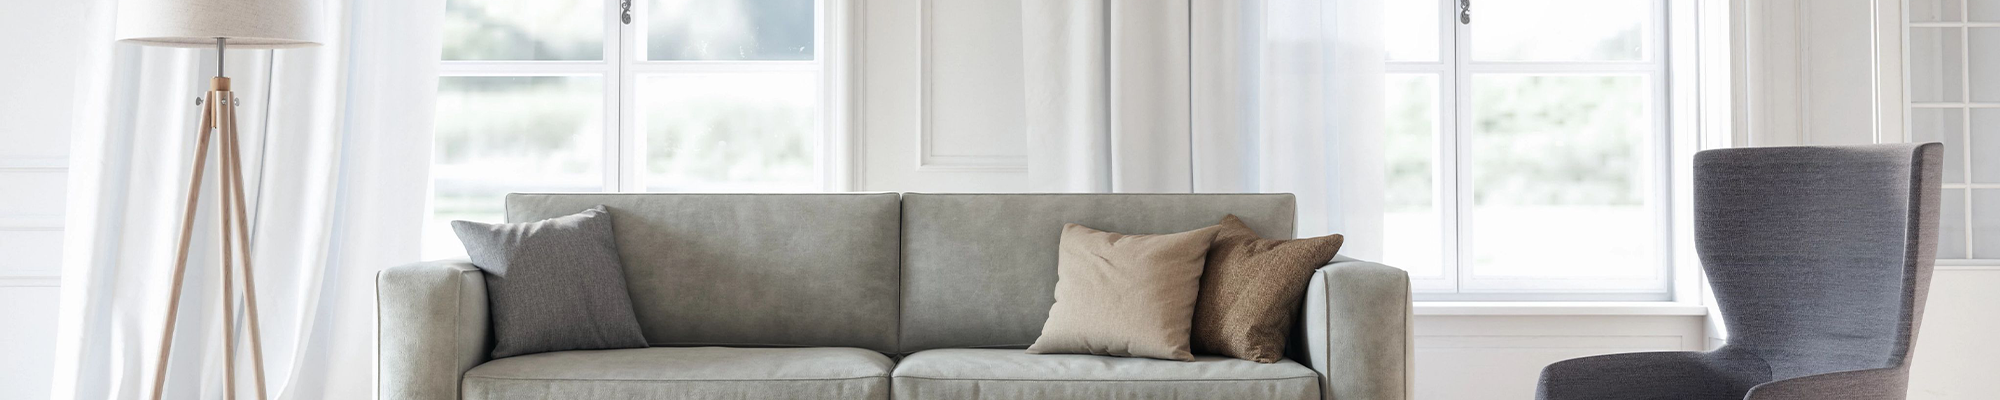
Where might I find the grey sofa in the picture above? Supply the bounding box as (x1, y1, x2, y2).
(1535, 143, 1944, 399)
(379, 193, 1412, 400)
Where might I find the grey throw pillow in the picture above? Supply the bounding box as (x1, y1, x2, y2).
(452, 205, 648, 359)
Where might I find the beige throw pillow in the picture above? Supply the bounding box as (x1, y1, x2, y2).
(1190, 215, 1344, 363)
(1027, 223, 1222, 361)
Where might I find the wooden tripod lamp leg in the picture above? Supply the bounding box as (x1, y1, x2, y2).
(218, 91, 239, 400)
(149, 90, 220, 400)
(148, 77, 269, 400)
(222, 93, 271, 400)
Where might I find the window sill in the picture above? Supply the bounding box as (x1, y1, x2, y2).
(1413, 302, 1709, 316)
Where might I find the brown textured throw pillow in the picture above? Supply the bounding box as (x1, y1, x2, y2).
(1027, 223, 1222, 361)
(1191, 215, 1344, 363)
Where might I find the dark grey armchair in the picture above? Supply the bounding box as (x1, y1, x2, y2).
(1535, 143, 1944, 400)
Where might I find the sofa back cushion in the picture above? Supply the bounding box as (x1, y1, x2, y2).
(898, 193, 1295, 353)
(507, 193, 903, 353)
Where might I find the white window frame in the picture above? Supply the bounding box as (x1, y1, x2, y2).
(434, 0, 854, 194)
(1908, 0, 2000, 263)
(1392, 0, 1707, 301)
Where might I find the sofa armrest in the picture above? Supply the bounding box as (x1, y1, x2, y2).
(1298, 257, 1412, 400)
(377, 260, 491, 400)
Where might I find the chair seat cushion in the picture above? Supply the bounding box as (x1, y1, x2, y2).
(890, 349, 1320, 400)
(462, 347, 893, 400)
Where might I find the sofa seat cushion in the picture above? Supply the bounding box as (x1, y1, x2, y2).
(890, 349, 1320, 400)
(462, 347, 893, 400)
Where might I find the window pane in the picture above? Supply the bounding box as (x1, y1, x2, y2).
(1972, 28, 2000, 102)
(1472, 0, 1650, 62)
(443, 0, 603, 60)
(1910, 108, 1965, 184)
(1382, 73, 1446, 278)
(1974, 109, 1999, 183)
(1944, 189, 1968, 259)
(1910, 28, 1965, 103)
(1385, 0, 1440, 62)
(1914, 0, 1965, 22)
(639, 73, 819, 191)
(1974, 190, 2000, 259)
(428, 76, 606, 258)
(1973, 0, 2000, 21)
(648, 0, 816, 61)
(1468, 74, 1656, 278)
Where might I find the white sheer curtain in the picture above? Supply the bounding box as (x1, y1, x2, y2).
(1021, 0, 1384, 252)
(52, 0, 444, 398)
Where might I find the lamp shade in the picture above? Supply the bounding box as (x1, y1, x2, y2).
(116, 0, 322, 48)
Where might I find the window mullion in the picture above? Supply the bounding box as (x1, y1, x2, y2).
(612, 0, 640, 192)
(1446, 0, 1473, 295)
(437, 61, 613, 76)
(625, 61, 821, 73)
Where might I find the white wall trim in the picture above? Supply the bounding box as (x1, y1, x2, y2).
(0, 156, 68, 171)
(1735, 0, 1805, 146)
(1871, 0, 1905, 144)
(1414, 315, 1709, 398)
(834, 0, 866, 191)
(0, 276, 59, 287)
(1797, 0, 1814, 143)
(0, 216, 62, 230)
(1416, 302, 1709, 316)
(1734, 0, 1905, 146)
(1416, 334, 1689, 347)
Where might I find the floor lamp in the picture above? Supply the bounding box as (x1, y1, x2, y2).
(114, 1, 320, 399)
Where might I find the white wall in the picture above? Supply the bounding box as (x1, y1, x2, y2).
(1413, 314, 1708, 399)
(1909, 267, 2000, 398)
(6, 2, 1984, 400)
(1735, 1, 1999, 399)
(0, 1, 88, 399)
(865, 0, 1997, 399)
(856, 1, 1709, 399)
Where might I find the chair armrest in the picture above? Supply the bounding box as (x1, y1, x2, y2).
(377, 260, 491, 400)
(1536, 351, 1767, 400)
(1745, 367, 1908, 400)
(1298, 258, 1412, 400)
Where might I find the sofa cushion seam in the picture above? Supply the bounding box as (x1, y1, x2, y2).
(452, 268, 467, 399)
(463, 375, 890, 383)
(890, 375, 1320, 383)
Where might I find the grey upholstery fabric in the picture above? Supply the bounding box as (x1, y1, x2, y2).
(380, 193, 1414, 400)
(506, 193, 903, 353)
(463, 347, 893, 400)
(1537, 350, 1770, 399)
(1293, 257, 1414, 400)
(1536, 143, 1944, 400)
(377, 261, 491, 400)
(898, 193, 1295, 352)
(890, 348, 1320, 400)
(452, 206, 648, 359)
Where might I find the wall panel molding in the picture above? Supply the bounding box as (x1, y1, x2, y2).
(915, 0, 1029, 172)
(1418, 334, 1685, 350)
(0, 216, 62, 231)
(0, 276, 59, 288)
(1734, 0, 1903, 146)
(1415, 315, 1707, 399)
(0, 156, 67, 171)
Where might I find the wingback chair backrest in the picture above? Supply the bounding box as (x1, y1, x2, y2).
(1693, 143, 1942, 381)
